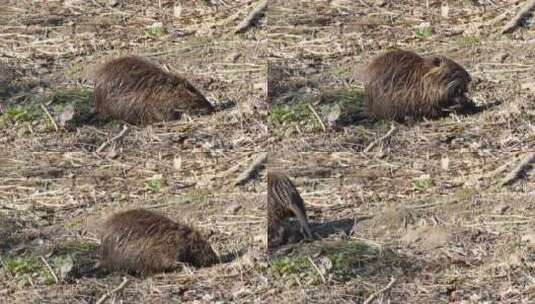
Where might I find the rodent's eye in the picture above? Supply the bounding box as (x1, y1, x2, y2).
(432, 57, 442, 67)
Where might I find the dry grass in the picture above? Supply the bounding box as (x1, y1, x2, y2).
(269, 151, 535, 303)
(0, 1, 268, 303)
(2, 0, 535, 303)
(268, 0, 535, 152)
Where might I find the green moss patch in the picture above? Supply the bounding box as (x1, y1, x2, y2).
(269, 88, 366, 132)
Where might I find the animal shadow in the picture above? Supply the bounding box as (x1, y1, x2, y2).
(310, 218, 357, 238)
(218, 248, 246, 264)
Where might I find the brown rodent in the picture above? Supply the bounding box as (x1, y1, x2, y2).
(364, 49, 473, 122)
(268, 171, 313, 249)
(92, 56, 214, 125)
(99, 208, 217, 275)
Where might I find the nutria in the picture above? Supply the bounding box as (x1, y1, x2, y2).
(99, 208, 217, 275)
(92, 56, 214, 125)
(364, 49, 473, 122)
(268, 171, 313, 249)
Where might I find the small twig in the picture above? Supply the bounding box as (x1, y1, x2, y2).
(39, 256, 59, 284)
(501, 152, 535, 186)
(307, 257, 326, 284)
(96, 124, 129, 153)
(363, 276, 397, 304)
(96, 277, 130, 304)
(234, 152, 267, 186)
(234, 0, 267, 34)
(40, 103, 59, 132)
(364, 124, 397, 152)
(502, 0, 535, 34)
(307, 104, 326, 132)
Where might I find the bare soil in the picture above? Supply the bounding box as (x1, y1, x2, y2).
(1, 1, 267, 303)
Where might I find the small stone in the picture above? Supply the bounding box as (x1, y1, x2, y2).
(326, 104, 342, 129)
(173, 156, 182, 171)
(440, 156, 450, 171)
(59, 256, 75, 279)
(59, 104, 75, 127)
(318, 256, 333, 272)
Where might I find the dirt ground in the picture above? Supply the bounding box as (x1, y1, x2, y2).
(269, 151, 535, 303)
(265, 0, 535, 303)
(269, 0, 535, 152)
(1, 1, 267, 303)
(2, 0, 535, 303)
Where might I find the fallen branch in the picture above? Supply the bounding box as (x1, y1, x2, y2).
(234, 0, 267, 34)
(234, 152, 267, 186)
(307, 257, 326, 284)
(363, 276, 397, 304)
(40, 103, 59, 132)
(96, 277, 129, 304)
(501, 152, 535, 186)
(502, 0, 535, 34)
(364, 124, 397, 153)
(96, 124, 129, 153)
(307, 104, 326, 132)
(39, 256, 59, 284)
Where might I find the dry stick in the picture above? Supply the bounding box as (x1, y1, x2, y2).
(362, 276, 397, 304)
(40, 103, 59, 132)
(95, 277, 130, 304)
(307, 257, 326, 284)
(234, 0, 267, 34)
(39, 256, 59, 284)
(501, 152, 535, 186)
(307, 104, 326, 132)
(502, 0, 535, 34)
(364, 124, 397, 153)
(234, 152, 268, 186)
(96, 124, 129, 153)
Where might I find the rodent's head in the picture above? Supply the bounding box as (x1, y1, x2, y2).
(177, 228, 218, 267)
(424, 56, 471, 103)
(192, 234, 218, 267)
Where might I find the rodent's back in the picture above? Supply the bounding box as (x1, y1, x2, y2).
(100, 209, 217, 275)
(93, 56, 214, 124)
(365, 49, 426, 85)
(267, 171, 312, 240)
(364, 49, 472, 121)
(268, 171, 307, 218)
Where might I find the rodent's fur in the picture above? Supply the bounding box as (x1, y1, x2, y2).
(364, 49, 473, 121)
(268, 171, 313, 249)
(100, 209, 217, 275)
(93, 56, 214, 125)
